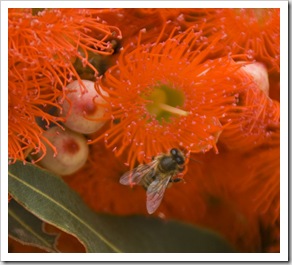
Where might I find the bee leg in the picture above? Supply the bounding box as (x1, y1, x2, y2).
(169, 177, 183, 183)
(178, 166, 185, 172)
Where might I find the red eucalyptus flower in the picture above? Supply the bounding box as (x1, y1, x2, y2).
(94, 26, 253, 169)
(219, 66, 280, 151)
(194, 8, 280, 73)
(8, 8, 121, 163)
(8, 8, 281, 254)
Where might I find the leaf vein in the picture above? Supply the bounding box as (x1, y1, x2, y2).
(8, 171, 122, 253)
(8, 208, 57, 251)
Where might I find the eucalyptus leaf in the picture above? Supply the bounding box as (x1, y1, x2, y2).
(8, 199, 59, 253)
(9, 160, 235, 253)
(96, 214, 236, 253)
(9, 160, 119, 253)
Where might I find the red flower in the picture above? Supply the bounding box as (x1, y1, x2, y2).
(8, 8, 121, 163)
(90, 8, 166, 47)
(239, 125, 280, 224)
(94, 26, 253, 169)
(219, 72, 280, 151)
(8, 8, 280, 254)
(195, 8, 280, 73)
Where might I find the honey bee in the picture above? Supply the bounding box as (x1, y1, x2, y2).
(119, 148, 186, 214)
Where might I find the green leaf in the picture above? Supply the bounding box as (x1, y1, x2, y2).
(95, 214, 236, 253)
(8, 199, 59, 253)
(9, 160, 119, 253)
(9, 160, 235, 253)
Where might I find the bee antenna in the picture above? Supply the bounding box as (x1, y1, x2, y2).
(178, 147, 202, 164)
(188, 157, 203, 164)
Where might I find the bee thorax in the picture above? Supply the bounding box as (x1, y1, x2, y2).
(158, 156, 178, 172)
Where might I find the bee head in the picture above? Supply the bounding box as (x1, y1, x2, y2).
(170, 148, 185, 165)
(170, 148, 178, 156)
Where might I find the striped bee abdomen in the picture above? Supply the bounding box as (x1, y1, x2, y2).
(141, 168, 156, 189)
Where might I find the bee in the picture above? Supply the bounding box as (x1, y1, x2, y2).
(119, 148, 186, 214)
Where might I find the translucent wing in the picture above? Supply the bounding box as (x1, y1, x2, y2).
(119, 161, 157, 186)
(146, 175, 172, 214)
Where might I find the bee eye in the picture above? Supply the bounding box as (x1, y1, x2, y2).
(170, 148, 178, 156)
(175, 156, 184, 165)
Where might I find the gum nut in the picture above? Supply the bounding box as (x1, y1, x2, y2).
(60, 80, 109, 134)
(241, 62, 269, 96)
(37, 126, 89, 176)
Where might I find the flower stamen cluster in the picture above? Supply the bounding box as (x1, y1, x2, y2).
(94, 26, 254, 169)
(8, 8, 121, 163)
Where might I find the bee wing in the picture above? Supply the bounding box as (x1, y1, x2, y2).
(146, 175, 172, 214)
(119, 161, 156, 186)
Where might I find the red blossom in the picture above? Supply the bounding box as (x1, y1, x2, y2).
(8, 8, 281, 254)
(193, 8, 280, 73)
(94, 26, 254, 169)
(219, 74, 280, 151)
(8, 8, 121, 163)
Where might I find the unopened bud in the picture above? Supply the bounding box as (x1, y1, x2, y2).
(60, 80, 109, 134)
(241, 62, 269, 96)
(37, 126, 89, 176)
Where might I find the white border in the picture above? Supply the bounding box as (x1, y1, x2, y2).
(279, 2, 289, 261)
(0, 1, 287, 9)
(1, 1, 288, 262)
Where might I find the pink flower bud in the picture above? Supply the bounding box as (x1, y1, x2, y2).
(241, 62, 269, 96)
(37, 126, 89, 176)
(60, 80, 109, 134)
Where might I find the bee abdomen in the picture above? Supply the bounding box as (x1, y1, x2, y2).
(141, 169, 156, 189)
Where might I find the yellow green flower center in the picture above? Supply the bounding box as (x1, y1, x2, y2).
(145, 83, 188, 123)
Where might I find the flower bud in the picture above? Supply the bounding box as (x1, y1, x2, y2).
(37, 126, 89, 176)
(241, 62, 269, 96)
(59, 80, 109, 134)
